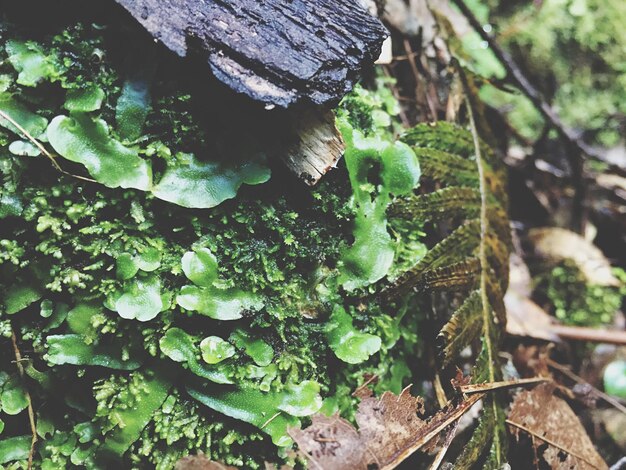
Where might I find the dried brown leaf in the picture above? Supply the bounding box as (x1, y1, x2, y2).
(528, 227, 619, 287)
(505, 290, 561, 342)
(175, 455, 237, 470)
(289, 387, 482, 470)
(508, 383, 608, 470)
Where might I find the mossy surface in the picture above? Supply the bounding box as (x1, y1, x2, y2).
(0, 6, 430, 468)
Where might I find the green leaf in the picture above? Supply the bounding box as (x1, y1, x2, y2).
(0, 93, 48, 137)
(0, 435, 30, 464)
(99, 369, 172, 457)
(200, 336, 236, 364)
(116, 253, 140, 280)
(135, 247, 161, 272)
(47, 113, 151, 190)
(0, 377, 28, 415)
(181, 248, 219, 287)
(231, 329, 274, 366)
(0, 193, 23, 218)
(603, 360, 626, 399)
(116, 248, 161, 280)
(177, 285, 262, 321)
(278, 380, 323, 417)
(4, 284, 42, 315)
(159, 328, 234, 384)
(152, 152, 270, 209)
(115, 275, 163, 321)
(8, 140, 41, 157)
(338, 121, 420, 290)
(5, 40, 57, 86)
(64, 86, 106, 112)
(187, 382, 300, 447)
(326, 306, 381, 364)
(46, 334, 143, 370)
(115, 79, 151, 141)
(66, 303, 98, 335)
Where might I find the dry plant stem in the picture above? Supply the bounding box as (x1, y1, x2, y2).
(0, 109, 96, 183)
(428, 422, 459, 470)
(402, 39, 437, 121)
(451, 0, 589, 233)
(547, 359, 626, 414)
(464, 93, 504, 464)
(459, 377, 549, 394)
(550, 325, 626, 346)
(433, 373, 448, 408)
(11, 327, 37, 470)
(505, 419, 604, 470)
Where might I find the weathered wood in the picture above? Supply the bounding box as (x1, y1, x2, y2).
(114, 0, 388, 108)
(280, 107, 344, 185)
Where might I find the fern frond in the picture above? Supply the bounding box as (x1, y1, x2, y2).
(438, 290, 482, 367)
(388, 187, 481, 222)
(387, 105, 510, 466)
(413, 147, 478, 187)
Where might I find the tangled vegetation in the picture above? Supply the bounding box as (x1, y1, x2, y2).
(0, 8, 438, 468)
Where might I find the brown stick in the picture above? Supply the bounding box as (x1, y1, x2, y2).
(451, 0, 590, 233)
(11, 327, 37, 470)
(550, 325, 626, 346)
(428, 421, 459, 470)
(460, 377, 549, 395)
(547, 359, 626, 415)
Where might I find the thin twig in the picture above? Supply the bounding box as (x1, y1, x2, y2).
(547, 359, 626, 415)
(0, 109, 96, 183)
(10, 327, 37, 470)
(403, 39, 437, 121)
(428, 421, 459, 470)
(460, 377, 549, 395)
(550, 325, 626, 346)
(382, 65, 411, 128)
(506, 418, 604, 470)
(451, 0, 590, 232)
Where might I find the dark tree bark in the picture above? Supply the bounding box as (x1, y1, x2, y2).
(114, 0, 388, 108)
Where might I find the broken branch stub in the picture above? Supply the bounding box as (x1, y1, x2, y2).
(114, 0, 388, 108)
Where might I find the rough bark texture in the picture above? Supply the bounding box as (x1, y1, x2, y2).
(114, 0, 388, 107)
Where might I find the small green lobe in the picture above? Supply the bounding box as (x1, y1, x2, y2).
(152, 153, 270, 209)
(5, 40, 56, 86)
(326, 306, 382, 364)
(200, 336, 236, 364)
(181, 248, 219, 287)
(64, 86, 106, 112)
(46, 334, 143, 370)
(47, 113, 152, 190)
(0, 435, 30, 464)
(115, 275, 163, 321)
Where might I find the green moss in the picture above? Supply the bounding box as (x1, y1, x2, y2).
(536, 262, 625, 326)
(0, 8, 432, 469)
(479, 0, 626, 146)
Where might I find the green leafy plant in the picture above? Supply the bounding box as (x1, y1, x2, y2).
(0, 7, 512, 469)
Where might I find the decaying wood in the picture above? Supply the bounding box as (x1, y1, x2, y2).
(281, 108, 344, 185)
(114, 0, 388, 107)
